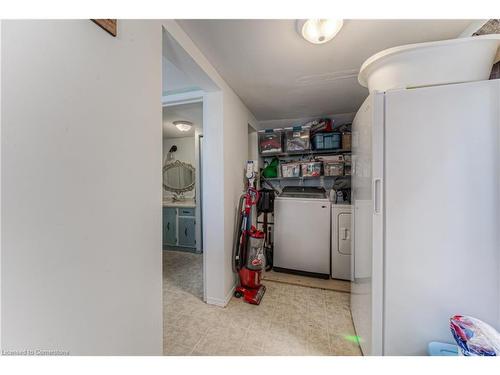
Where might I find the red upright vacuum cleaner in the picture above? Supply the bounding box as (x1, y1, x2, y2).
(232, 161, 266, 305)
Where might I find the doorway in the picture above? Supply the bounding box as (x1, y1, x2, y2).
(161, 97, 206, 354)
(162, 101, 203, 254)
(161, 24, 224, 354)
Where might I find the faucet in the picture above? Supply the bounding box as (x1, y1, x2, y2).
(172, 192, 185, 202)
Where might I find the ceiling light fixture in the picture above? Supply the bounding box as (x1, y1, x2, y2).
(298, 19, 343, 45)
(173, 120, 193, 132)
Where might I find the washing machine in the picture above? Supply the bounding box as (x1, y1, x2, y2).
(273, 187, 331, 278)
(331, 204, 352, 280)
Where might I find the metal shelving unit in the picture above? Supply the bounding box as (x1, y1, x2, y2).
(260, 148, 351, 159)
(259, 148, 352, 181)
(263, 175, 350, 181)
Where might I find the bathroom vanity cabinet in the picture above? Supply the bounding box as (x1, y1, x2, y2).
(162, 206, 196, 249)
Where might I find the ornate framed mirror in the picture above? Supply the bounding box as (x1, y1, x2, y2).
(162, 160, 196, 194)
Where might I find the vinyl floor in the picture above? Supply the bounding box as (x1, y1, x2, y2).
(163, 250, 362, 356)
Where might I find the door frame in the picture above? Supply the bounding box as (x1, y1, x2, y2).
(198, 133, 203, 252)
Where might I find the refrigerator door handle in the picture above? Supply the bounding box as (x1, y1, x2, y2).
(373, 178, 382, 214)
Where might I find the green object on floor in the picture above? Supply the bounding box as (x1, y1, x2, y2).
(262, 157, 279, 178)
(344, 335, 362, 344)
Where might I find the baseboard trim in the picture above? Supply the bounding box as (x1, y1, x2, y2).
(206, 285, 235, 307)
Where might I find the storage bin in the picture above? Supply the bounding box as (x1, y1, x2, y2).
(301, 161, 322, 177)
(344, 163, 352, 176)
(259, 129, 283, 155)
(324, 162, 344, 176)
(326, 132, 342, 149)
(312, 133, 324, 150)
(281, 162, 301, 178)
(312, 132, 341, 150)
(320, 155, 344, 163)
(342, 132, 352, 150)
(285, 126, 311, 152)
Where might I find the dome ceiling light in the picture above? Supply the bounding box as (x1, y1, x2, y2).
(173, 120, 193, 132)
(298, 19, 344, 45)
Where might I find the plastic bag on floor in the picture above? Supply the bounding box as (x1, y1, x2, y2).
(450, 315, 500, 356)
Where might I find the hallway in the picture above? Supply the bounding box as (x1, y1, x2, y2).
(163, 251, 361, 356)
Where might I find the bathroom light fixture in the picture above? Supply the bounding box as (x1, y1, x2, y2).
(298, 19, 343, 45)
(173, 120, 193, 132)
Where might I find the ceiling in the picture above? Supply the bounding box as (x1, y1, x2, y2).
(162, 57, 200, 95)
(163, 102, 202, 138)
(162, 28, 218, 95)
(178, 19, 474, 122)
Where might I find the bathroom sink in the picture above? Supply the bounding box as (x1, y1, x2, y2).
(162, 198, 196, 208)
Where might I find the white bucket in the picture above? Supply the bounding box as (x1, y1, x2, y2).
(359, 34, 500, 92)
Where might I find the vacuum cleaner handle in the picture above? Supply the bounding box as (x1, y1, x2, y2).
(246, 187, 260, 206)
(232, 193, 246, 274)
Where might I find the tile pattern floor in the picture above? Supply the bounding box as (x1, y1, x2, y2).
(163, 250, 362, 356)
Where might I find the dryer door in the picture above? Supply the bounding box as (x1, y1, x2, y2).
(332, 207, 352, 281)
(338, 212, 351, 255)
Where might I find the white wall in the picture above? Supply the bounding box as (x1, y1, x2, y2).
(1, 20, 163, 355)
(162, 57, 200, 95)
(162, 21, 259, 306)
(162, 136, 196, 199)
(201, 91, 225, 302)
(0, 21, 3, 352)
(221, 95, 256, 297)
(248, 125, 259, 166)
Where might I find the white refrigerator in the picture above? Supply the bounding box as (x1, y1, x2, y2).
(351, 79, 500, 355)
